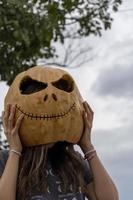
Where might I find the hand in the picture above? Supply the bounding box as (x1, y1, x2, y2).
(2, 104, 24, 152)
(78, 101, 94, 152)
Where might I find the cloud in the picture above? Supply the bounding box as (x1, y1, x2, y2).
(104, 148, 133, 200)
(91, 46, 133, 98)
(92, 125, 133, 200)
(92, 123, 133, 152)
(89, 14, 133, 99)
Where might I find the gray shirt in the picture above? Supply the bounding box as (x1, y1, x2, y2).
(0, 150, 93, 200)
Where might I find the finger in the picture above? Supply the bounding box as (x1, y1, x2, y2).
(8, 105, 16, 131)
(5, 104, 11, 119)
(2, 104, 11, 128)
(83, 110, 92, 129)
(2, 112, 8, 137)
(83, 102, 93, 119)
(83, 103, 91, 117)
(82, 111, 86, 130)
(82, 111, 88, 127)
(12, 114, 24, 134)
(2, 111, 8, 133)
(86, 101, 94, 115)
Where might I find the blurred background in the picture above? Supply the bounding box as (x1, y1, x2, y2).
(0, 0, 133, 199)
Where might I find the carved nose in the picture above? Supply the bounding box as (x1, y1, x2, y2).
(43, 94, 57, 101)
(44, 94, 48, 101)
(52, 93, 57, 101)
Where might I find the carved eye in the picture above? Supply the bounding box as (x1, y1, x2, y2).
(52, 74, 74, 93)
(19, 76, 48, 94)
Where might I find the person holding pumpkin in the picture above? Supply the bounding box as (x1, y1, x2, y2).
(0, 66, 119, 200)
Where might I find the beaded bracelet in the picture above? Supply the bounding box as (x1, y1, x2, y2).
(10, 149, 22, 157)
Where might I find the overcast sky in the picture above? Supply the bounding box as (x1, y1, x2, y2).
(0, 1, 133, 199)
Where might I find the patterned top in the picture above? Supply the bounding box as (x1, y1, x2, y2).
(0, 150, 93, 200)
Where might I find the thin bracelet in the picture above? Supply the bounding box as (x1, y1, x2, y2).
(84, 150, 97, 160)
(84, 149, 96, 156)
(85, 152, 96, 161)
(10, 149, 22, 157)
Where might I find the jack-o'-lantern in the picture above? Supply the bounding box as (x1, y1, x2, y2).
(4, 66, 84, 146)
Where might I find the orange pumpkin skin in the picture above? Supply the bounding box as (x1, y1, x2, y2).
(4, 66, 84, 146)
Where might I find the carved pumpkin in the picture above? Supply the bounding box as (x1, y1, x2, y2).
(4, 66, 84, 146)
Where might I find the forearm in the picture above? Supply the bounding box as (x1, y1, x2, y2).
(79, 101, 118, 200)
(0, 152, 20, 200)
(89, 154, 118, 200)
(82, 146, 119, 200)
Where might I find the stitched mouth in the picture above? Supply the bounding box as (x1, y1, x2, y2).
(16, 103, 76, 120)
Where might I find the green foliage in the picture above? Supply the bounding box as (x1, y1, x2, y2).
(0, 0, 122, 85)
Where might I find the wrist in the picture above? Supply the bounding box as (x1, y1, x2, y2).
(81, 143, 94, 153)
(84, 149, 97, 161)
(10, 149, 22, 157)
(9, 152, 21, 159)
(9, 147, 22, 153)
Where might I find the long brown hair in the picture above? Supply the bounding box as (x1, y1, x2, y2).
(17, 142, 86, 199)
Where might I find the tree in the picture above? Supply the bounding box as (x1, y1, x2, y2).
(0, 0, 122, 85)
(40, 27, 95, 68)
(0, 0, 122, 149)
